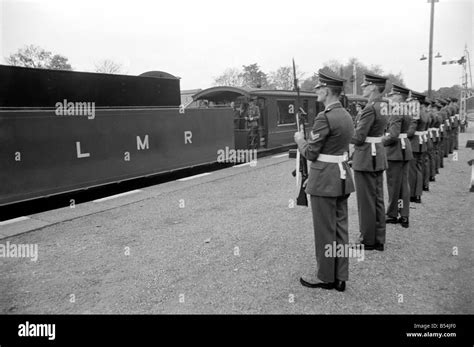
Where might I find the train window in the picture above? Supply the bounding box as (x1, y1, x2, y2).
(277, 99, 296, 125)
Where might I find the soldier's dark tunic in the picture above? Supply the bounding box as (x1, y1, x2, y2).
(440, 107, 450, 158)
(425, 108, 437, 182)
(433, 109, 443, 170)
(383, 107, 414, 219)
(445, 105, 455, 154)
(448, 103, 459, 150)
(422, 107, 432, 187)
(351, 96, 388, 246)
(297, 101, 355, 283)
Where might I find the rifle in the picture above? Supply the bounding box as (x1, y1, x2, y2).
(291, 58, 309, 206)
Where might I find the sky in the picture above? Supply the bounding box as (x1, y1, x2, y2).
(0, 0, 473, 91)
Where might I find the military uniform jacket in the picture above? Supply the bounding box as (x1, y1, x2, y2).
(448, 105, 459, 128)
(382, 111, 414, 161)
(432, 111, 443, 141)
(409, 109, 429, 153)
(297, 102, 355, 197)
(426, 110, 435, 148)
(439, 109, 450, 138)
(351, 96, 388, 172)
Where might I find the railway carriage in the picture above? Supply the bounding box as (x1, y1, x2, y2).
(191, 86, 324, 150)
(0, 64, 367, 207)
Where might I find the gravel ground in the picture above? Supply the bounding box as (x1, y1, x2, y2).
(1, 129, 473, 314)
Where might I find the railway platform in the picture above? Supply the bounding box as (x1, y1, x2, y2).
(1, 130, 473, 314)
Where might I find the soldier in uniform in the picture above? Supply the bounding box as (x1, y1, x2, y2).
(423, 98, 436, 186)
(431, 101, 444, 171)
(436, 99, 447, 167)
(444, 98, 455, 155)
(383, 84, 414, 228)
(438, 99, 450, 159)
(294, 69, 354, 292)
(419, 96, 432, 191)
(448, 98, 460, 150)
(350, 73, 388, 251)
(247, 97, 261, 149)
(407, 91, 429, 203)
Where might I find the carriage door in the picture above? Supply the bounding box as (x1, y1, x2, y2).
(257, 97, 267, 148)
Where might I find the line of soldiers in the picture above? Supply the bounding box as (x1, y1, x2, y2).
(293, 69, 462, 291)
(352, 73, 461, 251)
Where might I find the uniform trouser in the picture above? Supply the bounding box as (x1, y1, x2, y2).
(423, 151, 430, 185)
(409, 153, 424, 197)
(427, 146, 436, 177)
(354, 171, 385, 246)
(453, 130, 459, 150)
(248, 125, 260, 149)
(432, 141, 440, 172)
(439, 138, 445, 167)
(386, 160, 410, 218)
(444, 132, 450, 156)
(449, 130, 454, 153)
(310, 194, 349, 283)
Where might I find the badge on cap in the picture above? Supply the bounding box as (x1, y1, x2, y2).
(310, 131, 320, 140)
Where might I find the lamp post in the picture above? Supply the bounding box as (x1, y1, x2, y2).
(427, 0, 439, 98)
(420, 50, 441, 96)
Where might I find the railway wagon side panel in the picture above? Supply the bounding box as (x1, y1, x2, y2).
(266, 98, 296, 148)
(0, 108, 234, 206)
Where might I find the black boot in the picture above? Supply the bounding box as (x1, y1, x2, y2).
(399, 217, 409, 228)
(386, 216, 399, 224)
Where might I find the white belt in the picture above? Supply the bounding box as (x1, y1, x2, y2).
(317, 153, 349, 179)
(365, 136, 383, 156)
(399, 133, 408, 149)
(414, 131, 425, 144)
(428, 129, 433, 139)
(423, 131, 428, 142)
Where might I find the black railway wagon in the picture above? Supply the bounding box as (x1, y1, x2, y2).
(0, 65, 234, 206)
(192, 87, 324, 150)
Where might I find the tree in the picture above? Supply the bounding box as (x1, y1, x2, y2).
(269, 65, 305, 90)
(301, 72, 318, 91)
(425, 85, 464, 100)
(213, 67, 244, 87)
(48, 54, 72, 70)
(6, 44, 72, 70)
(94, 59, 122, 74)
(240, 63, 270, 88)
(303, 58, 406, 95)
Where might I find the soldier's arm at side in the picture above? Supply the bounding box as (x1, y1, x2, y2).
(351, 106, 374, 145)
(382, 114, 402, 146)
(295, 114, 330, 162)
(407, 116, 417, 138)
